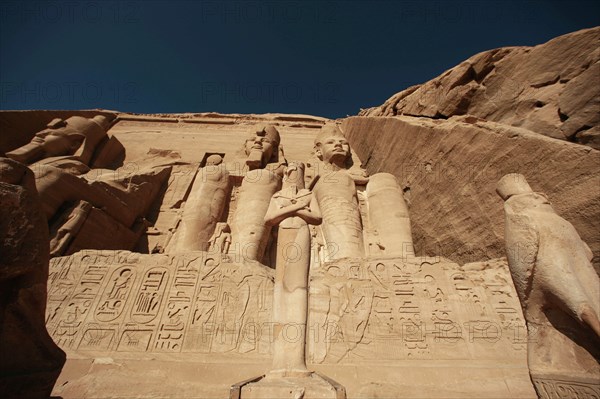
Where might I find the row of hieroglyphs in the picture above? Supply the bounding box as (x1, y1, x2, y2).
(307, 257, 527, 363)
(46, 251, 273, 355)
(46, 251, 526, 361)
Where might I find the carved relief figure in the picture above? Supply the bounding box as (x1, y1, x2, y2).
(209, 222, 232, 257)
(264, 162, 322, 376)
(497, 173, 600, 396)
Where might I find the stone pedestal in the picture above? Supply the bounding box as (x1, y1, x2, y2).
(232, 373, 346, 399)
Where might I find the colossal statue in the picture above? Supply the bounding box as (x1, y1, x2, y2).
(233, 143, 343, 398)
(366, 173, 414, 258)
(312, 125, 365, 260)
(225, 125, 288, 263)
(4, 115, 171, 256)
(497, 173, 600, 397)
(231, 168, 281, 263)
(312, 124, 414, 260)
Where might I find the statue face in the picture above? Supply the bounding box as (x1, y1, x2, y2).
(37, 132, 85, 157)
(245, 134, 274, 162)
(283, 162, 305, 187)
(318, 135, 350, 164)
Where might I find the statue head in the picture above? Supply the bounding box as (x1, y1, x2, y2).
(6, 115, 111, 165)
(497, 173, 552, 211)
(244, 125, 281, 170)
(283, 161, 306, 189)
(496, 174, 534, 200)
(205, 154, 223, 166)
(314, 124, 351, 168)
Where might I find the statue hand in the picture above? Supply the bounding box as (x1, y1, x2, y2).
(294, 196, 311, 209)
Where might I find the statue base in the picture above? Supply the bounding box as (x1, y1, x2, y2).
(231, 372, 346, 399)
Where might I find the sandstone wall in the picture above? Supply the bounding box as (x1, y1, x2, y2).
(342, 115, 600, 270)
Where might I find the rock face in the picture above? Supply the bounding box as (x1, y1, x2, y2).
(342, 115, 600, 272)
(360, 27, 600, 149)
(0, 158, 66, 399)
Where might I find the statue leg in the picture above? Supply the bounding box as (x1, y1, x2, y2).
(271, 225, 311, 376)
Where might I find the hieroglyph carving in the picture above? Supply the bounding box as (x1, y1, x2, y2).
(46, 251, 274, 355)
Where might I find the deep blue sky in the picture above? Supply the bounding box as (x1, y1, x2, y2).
(1, 0, 599, 118)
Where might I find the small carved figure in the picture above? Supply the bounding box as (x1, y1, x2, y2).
(210, 222, 232, 257)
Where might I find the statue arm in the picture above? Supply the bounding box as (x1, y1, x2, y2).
(295, 194, 322, 226)
(35, 166, 136, 227)
(263, 197, 308, 226)
(349, 168, 369, 185)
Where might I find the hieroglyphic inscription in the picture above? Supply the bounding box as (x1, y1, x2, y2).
(47, 251, 526, 363)
(47, 251, 274, 356)
(132, 268, 168, 324)
(51, 256, 110, 348)
(184, 283, 219, 352)
(96, 266, 136, 322)
(308, 257, 526, 363)
(154, 259, 196, 352)
(533, 377, 600, 399)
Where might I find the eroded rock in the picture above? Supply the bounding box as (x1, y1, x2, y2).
(360, 27, 600, 148)
(0, 158, 66, 399)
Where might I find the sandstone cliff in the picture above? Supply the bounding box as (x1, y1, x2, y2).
(342, 115, 600, 272)
(359, 27, 600, 149)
